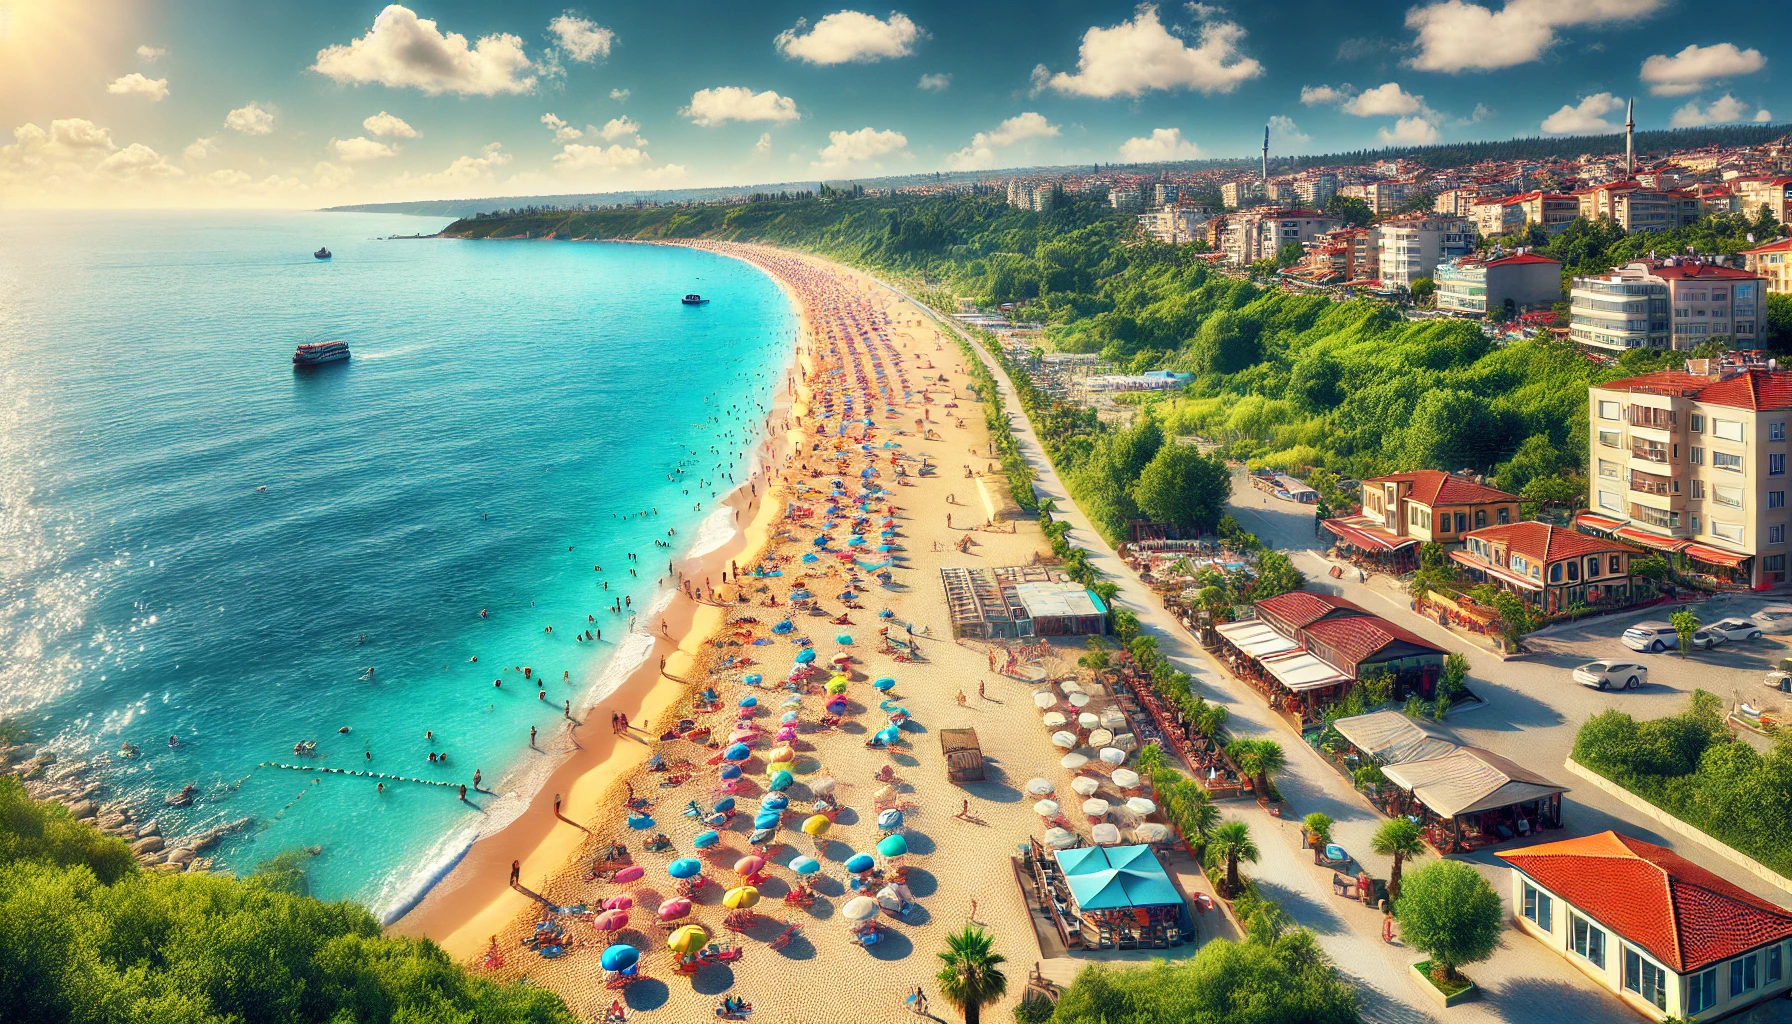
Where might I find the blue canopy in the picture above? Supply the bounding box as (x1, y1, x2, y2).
(768, 770, 795, 791)
(626, 812, 655, 830)
(762, 793, 789, 810)
(668, 858, 702, 879)
(795, 649, 816, 664)
(754, 810, 782, 829)
(719, 763, 743, 780)
(844, 853, 875, 874)
(713, 797, 736, 813)
(600, 944, 639, 972)
(693, 830, 720, 849)
(1053, 845, 1181, 911)
(723, 744, 751, 762)
(791, 856, 821, 876)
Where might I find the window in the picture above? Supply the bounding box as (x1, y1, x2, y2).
(1691, 446, 1705, 466)
(1497, 507, 1511, 524)
(1551, 563, 1564, 583)
(1769, 554, 1787, 572)
(1455, 512, 1467, 533)
(1773, 453, 1785, 476)
(1773, 525, 1786, 545)
(1732, 953, 1759, 996)
(1714, 418, 1746, 442)
(1773, 491, 1786, 510)
(1693, 479, 1706, 499)
(1599, 459, 1621, 479)
(1688, 968, 1718, 1015)
(1600, 429, 1622, 448)
(1586, 556, 1601, 578)
(1715, 485, 1745, 508)
(1713, 520, 1745, 543)
(1609, 554, 1623, 574)
(1599, 490, 1622, 512)
(1571, 914, 1607, 968)
(1626, 947, 1667, 1009)
(1715, 451, 1745, 472)
(1771, 944, 1784, 983)
(1690, 414, 1705, 432)
(1774, 422, 1786, 441)
(1522, 882, 1553, 931)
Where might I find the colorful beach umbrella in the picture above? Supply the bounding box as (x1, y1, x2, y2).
(877, 808, 903, 830)
(801, 814, 831, 836)
(612, 865, 645, 883)
(795, 649, 816, 664)
(594, 909, 629, 931)
(739, 696, 759, 708)
(668, 858, 702, 879)
(723, 744, 751, 762)
(835, 634, 853, 645)
(826, 678, 848, 694)
(657, 897, 692, 921)
(734, 855, 766, 877)
(600, 944, 640, 972)
(791, 855, 821, 876)
(877, 834, 908, 858)
(844, 853, 874, 874)
(743, 673, 763, 686)
(762, 793, 789, 811)
(603, 895, 635, 910)
(770, 745, 796, 763)
(873, 677, 895, 691)
(693, 830, 720, 849)
(722, 886, 761, 909)
(841, 896, 880, 922)
(667, 924, 709, 954)
(713, 797, 736, 814)
(719, 763, 742, 780)
(627, 812, 655, 830)
(754, 810, 781, 829)
(768, 770, 794, 791)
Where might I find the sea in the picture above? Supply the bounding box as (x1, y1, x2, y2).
(0, 210, 796, 918)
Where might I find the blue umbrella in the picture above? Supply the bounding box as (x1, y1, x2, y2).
(878, 808, 903, 830)
(791, 856, 821, 876)
(878, 834, 908, 858)
(836, 634, 854, 645)
(627, 812, 655, 830)
(754, 810, 782, 829)
(600, 944, 640, 972)
(844, 853, 875, 874)
(873, 677, 896, 691)
(668, 858, 702, 879)
(878, 609, 894, 618)
(781, 711, 799, 724)
(743, 673, 763, 686)
(849, 535, 866, 546)
(768, 770, 794, 791)
(693, 830, 720, 849)
(773, 619, 796, 634)
(719, 763, 743, 780)
(802, 553, 820, 563)
(762, 793, 789, 811)
(713, 797, 736, 813)
(876, 544, 895, 552)
(875, 726, 899, 744)
(795, 649, 816, 664)
(724, 744, 751, 762)
(739, 696, 759, 708)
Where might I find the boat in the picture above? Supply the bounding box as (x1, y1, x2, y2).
(293, 340, 350, 367)
(682, 294, 708, 305)
(314, 247, 332, 259)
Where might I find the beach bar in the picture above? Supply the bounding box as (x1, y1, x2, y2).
(1033, 842, 1193, 950)
(942, 566, 1108, 640)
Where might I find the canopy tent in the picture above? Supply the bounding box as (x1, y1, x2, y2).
(1381, 746, 1567, 819)
(1053, 844, 1182, 911)
(1322, 515, 1420, 552)
(1258, 650, 1350, 692)
(1213, 620, 1299, 660)
(1331, 710, 1456, 766)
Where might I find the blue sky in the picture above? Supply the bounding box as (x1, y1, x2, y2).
(0, 0, 1782, 206)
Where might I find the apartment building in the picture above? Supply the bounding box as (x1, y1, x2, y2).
(1433, 187, 1485, 218)
(1570, 262, 1765, 353)
(1221, 180, 1264, 208)
(1107, 189, 1144, 212)
(1741, 237, 1792, 295)
(1292, 172, 1338, 209)
(1376, 213, 1474, 289)
(1575, 182, 1701, 232)
(1342, 180, 1409, 215)
(1151, 183, 1179, 207)
(1136, 206, 1210, 245)
(1511, 192, 1580, 233)
(1472, 197, 1525, 237)
(1434, 252, 1563, 317)
(1220, 208, 1338, 266)
(1735, 177, 1792, 223)
(1585, 364, 1792, 586)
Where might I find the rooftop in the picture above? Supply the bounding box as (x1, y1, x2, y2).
(1596, 368, 1792, 411)
(1363, 469, 1518, 507)
(1462, 520, 1642, 563)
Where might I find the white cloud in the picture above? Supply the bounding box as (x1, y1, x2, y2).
(1465, 102, 1493, 123)
(917, 72, 951, 91)
(596, 116, 641, 142)
(1268, 114, 1309, 144)
(97, 143, 181, 178)
(1300, 84, 1351, 105)
(393, 142, 513, 191)
(943, 112, 1059, 170)
(136, 45, 167, 60)
(330, 136, 398, 161)
(1185, 2, 1225, 17)
(1540, 92, 1623, 134)
(224, 102, 275, 135)
(609, 88, 630, 102)
(1641, 43, 1765, 97)
(775, 11, 922, 65)
(1342, 82, 1425, 117)
(39, 119, 116, 153)
(540, 113, 582, 142)
(554, 142, 653, 171)
(1035, 4, 1262, 98)
(755, 132, 773, 153)
(1405, 0, 1664, 73)
(1377, 116, 1440, 145)
(183, 136, 218, 161)
(548, 12, 615, 62)
(107, 73, 169, 101)
(1671, 94, 1771, 128)
(812, 127, 909, 172)
(314, 161, 356, 190)
(362, 111, 419, 138)
(1117, 127, 1200, 163)
(682, 86, 800, 126)
(312, 4, 536, 96)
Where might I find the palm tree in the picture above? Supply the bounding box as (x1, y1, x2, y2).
(1226, 738, 1286, 800)
(1372, 817, 1426, 905)
(1204, 819, 1258, 896)
(935, 926, 1008, 1024)
(1134, 741, 1167, 776)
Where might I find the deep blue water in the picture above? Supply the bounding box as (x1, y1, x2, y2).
(0, 211, 793, 914)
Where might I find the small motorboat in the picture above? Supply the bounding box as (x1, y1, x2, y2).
(314, 247, 332, 259)
(682, 293, 709, 305)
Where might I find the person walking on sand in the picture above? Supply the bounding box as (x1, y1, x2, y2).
(1382, 907, 1395, 943)
(510, 860, 520, 887)
(564, 699, 571, 719)
(957, 798, 969, 819)
(977, 680, 986, 701)
(969, 899, 977, 922)
(611, 712, 619, 734)
(529, 726, 537, 748)
(956, 689, 966, 707)
(459, 784, 467, 802)
(553, 793, 561, 818)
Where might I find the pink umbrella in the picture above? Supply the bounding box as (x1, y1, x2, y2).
(776, 728, 798, 741)
(594, 909, 629, 931)
(657, 897, 692, 921)
(603, 895, 635, 910)
(611, 865, 645, 884)
(729, 729, 757, 743)
(734, 855, 766, 877)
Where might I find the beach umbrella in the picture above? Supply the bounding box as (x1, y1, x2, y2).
(844, 853, 875, 874)
(744, 673, 764, 686)
(723, 886, 761, 909)
(754, 810, 782, 830)
(1081, 798, 1110, 817)
(1091, 823, 1123, 845)
(739, 696, 759, 708)
(714, 797, 736, 814)
(762, 793, 790, 811)
(1041, 712, 1068, 728)
(668, 858, 703, 879)
(600, 944, 640, 972)
(1060, 752, 1089, 770)
(801, 553, 819, 563)
(1032, 691, 1056, 709)
(1126, 797, 1158, 815)
(782, 694, 803, 707)
(1042, 827, 1077, 849)
(1077, 713, 1100, 730)
(1099, 747, 1127, 767)
(595, 909, 630, 932)
(1050, 731, 1078, 750)
(791, 855, 821, 876)
(826, 678, 848, 694)
(603, 895, 635, 910)
(877, 834, 908, 858)
(693, 830, 720, 849)
(795, 649, 816, 664)
(657, 897, 692, 921)
(723, 744, 751, 763)
(812, 776, 837, 794)
(1060, 681, 1086, 695)
(1024, 777, 1055, 797)
(835, 634, 853, 645)
(667, 924, 709, 954)
(1067, 692, 1090, 708)
(1111, 768, 1141, 789)
(627, 812, 655, 830)
(877, 808, 903, 830)
(873, 677, 896, 692)
(780, 712, 800, 725)
(770, 745, 797, 763)
(612, 865, 645, 884)
(1088, 729, 1114, 748)
(719, 764, 743, 780)
(769, 770, 795, 791)
(874, 725, 900, 745)
(1070, 776, 1101, 797)
(842, 896, 880, 922)
(735, 855, 766, 877)
(873, 784, 897, 803)
(728, 730, 756, 744)
(1133, 823, 1172, 844)
(1034, 799, 1061, 817)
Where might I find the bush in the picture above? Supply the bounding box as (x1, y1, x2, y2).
(1394, 861, 1502, 985)
(1046, 933, 1358, 1024)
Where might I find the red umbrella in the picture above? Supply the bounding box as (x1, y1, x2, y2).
(603, 895, 635, 910)
(594, 909, 629, 931)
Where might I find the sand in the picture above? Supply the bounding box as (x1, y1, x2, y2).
(398, 245, 1098, 1023)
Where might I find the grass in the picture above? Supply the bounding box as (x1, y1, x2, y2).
(1413, 961, 1476, 997)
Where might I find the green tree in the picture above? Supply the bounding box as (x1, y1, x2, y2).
(1250, 551, 1307, 602)
(936, 926, 1008, 1024)
(1226, 738, 1287, 800)
(1277, 241, 1306, 268)
(1135, 741, 1168, 775)
(1046, 936, 1359, 1024)
(1409, 276, 1436, 303)
(1303, 813, 1334, 862)
(1395, 861, 1503, 986)
(1132, 444, 1231, 530)
(1324, 194, 1374, 228)
(1670, 609, 1701, 656)
(1370, 818, 1426, 905)
(1766, 292, 1792, 353)
(1205, 819, 1260, 896)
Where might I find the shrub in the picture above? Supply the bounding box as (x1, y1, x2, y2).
(1394, 861, 1502, 985)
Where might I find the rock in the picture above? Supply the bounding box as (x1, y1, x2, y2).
(164, 785, 196, 807)
(130, 835, 165, 855)
(97, 812, 128, 830)
(137, 820, 161, 838)
(164, 847, 196, 866)
(188, 857, 215, 873)
(137, 851, 165, 866)
(67, 799, 97, 820)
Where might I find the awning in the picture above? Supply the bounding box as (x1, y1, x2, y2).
(1381, 746, 1567, 819)
(1574, 512, 1626, 535)
(1613, 526, 1688, 553)
(1213, 620, 1299, 659)
(1322, 516, 1419, 552)
(1259, 651, 1350, 692)
(1332, 710, 1458, 766)
(1449, 550, 1543, 591)
(1683, 543, 1749, 568)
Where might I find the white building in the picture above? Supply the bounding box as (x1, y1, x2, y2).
(1375, 214, 1474, 289)
(1108, 189, 1144, 212)
(1221, 209, 1338, 266)
(1137, 207, 1211, 245)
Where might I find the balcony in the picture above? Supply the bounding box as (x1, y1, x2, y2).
(1630, 443, 1670, 464)
(1629, 470, 1673, 496)
(1627, 406, 1676, 430)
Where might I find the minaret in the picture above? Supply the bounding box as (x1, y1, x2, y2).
(1262, 124, 1270, 183)
(1625, 98, 1635, 178)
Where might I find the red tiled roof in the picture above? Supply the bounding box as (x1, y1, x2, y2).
(1498, 831, 1792, 972)
(1742, 238, 1792, 256)
(1363, 469, 1518, 507)
(1596, 367, 1792, 410)
(1303, 615, 1444, 667)
(1462, 520, 1642, 563)
(1254, 590, 1358, 631)
(1485, 253, 1560, 267)
(1646, 263, 1759, 281)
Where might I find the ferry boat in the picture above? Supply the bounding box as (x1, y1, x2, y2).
(293, 340, 350, 367)
(682, 293, 708, 305)
(314, 247, 332, 259)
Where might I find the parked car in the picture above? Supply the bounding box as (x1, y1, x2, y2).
(1751, 605, 1792, 632)
(1689, 628, 1727, 651)
(1574, 660, 1649, 691)
(1706, 618, 1765, 642)
(1622, 622, 1680, 653)
(1765, 670, 1791, 694)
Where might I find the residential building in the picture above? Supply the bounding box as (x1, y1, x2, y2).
(1511, 191, 1581, 233)
(1344, 227, 1378, 283)
(1499, 832, 1792, 1021)
(1357, 470, 1520, 544)
(1434, 252, 1564, 317)
(1584, 363, 1792, 586)
(1292, 172, 1338, 209)
(1472, 197, 1525, 237)
(1693, 183, 1738, 216)
(1576, 182, 1701, 232)
(1136, 206, 1210, 245)
(1151, 183, 1178, 207)
(1741, 237, 1792, 295)
(1220, 208, 1338, 266)
(1107, 189, 1143, 212)
(1029, 186, 1055, 213)
(1221, 180, 1264, 208)
(1570, 261, 1765, 353)
(1433, 187, 1485, 218)
(1451, 521, 1645, 615)
(1343, 180, 1409, 215)
(1735, 177, 1792, 223)
(1376, 214, 1474, 289)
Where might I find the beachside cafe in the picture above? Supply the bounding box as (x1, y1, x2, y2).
(942, 565, 1108, 640)
(1320, 515, 1420, 573)
(1381, 747, 1565, 852)
(1043, 844, 1192, 951)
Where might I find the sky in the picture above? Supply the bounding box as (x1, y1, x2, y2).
(0, 0, 1784, 208)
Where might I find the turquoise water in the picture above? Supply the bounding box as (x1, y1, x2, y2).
(0, 211, 794, 915)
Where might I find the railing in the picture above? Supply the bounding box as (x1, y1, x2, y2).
(1628, 406, 1675, 429)
(1630, 444, 1669, 464)
(1629, 471, 1673, 496)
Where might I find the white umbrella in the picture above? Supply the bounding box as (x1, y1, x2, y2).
(1091, 823, 1122, 845)
(1025, 777, 1055, 797)
(1059, 681, 1085, 695)
(1081, 798, 1110, 817)
(812, 776, 837, 794)
(1043, 827, 1077, 849)
(1087, 728, 1114, 747)
(1125, 797, 1157, 815)
(1050, 730, 1078, 749)
(1099, 747, 1127, 766)
(1060, 752, 1089, 770)
(1069, 776, 1101, 797)
(1067, 692, 1091, 708)
(842, 895, 880, 921)
(1032, 691, 1057, 709)
(1111, 768, 1141, 789)
(1042, 711, 1069, 728)
(1099, 708, 1127, 730)
(1033, 799, 1061, 817)
(876, 885, 905, 910)
(1077, 712, 1100, 729)
(1132, 823, 1171, 843)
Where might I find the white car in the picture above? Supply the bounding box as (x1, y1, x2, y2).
(1706, 618, 1765, 642)
(1622, 622, 1679, 653)
(1574, 660, 1649, 691)
(1751, 605, 1792, 633)
(1689, 628, 1727, 651)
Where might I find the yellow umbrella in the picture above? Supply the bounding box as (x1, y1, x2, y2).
(801, 814, 831, 835)
(768, 761, 795, 777)
(667, 924, 709, 954)
(722, 885, 761, 909)
(770, 745, 797, 763)
(826, 678, 848, 694)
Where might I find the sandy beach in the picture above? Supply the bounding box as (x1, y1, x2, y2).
(398, 244, 1105, 1023)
